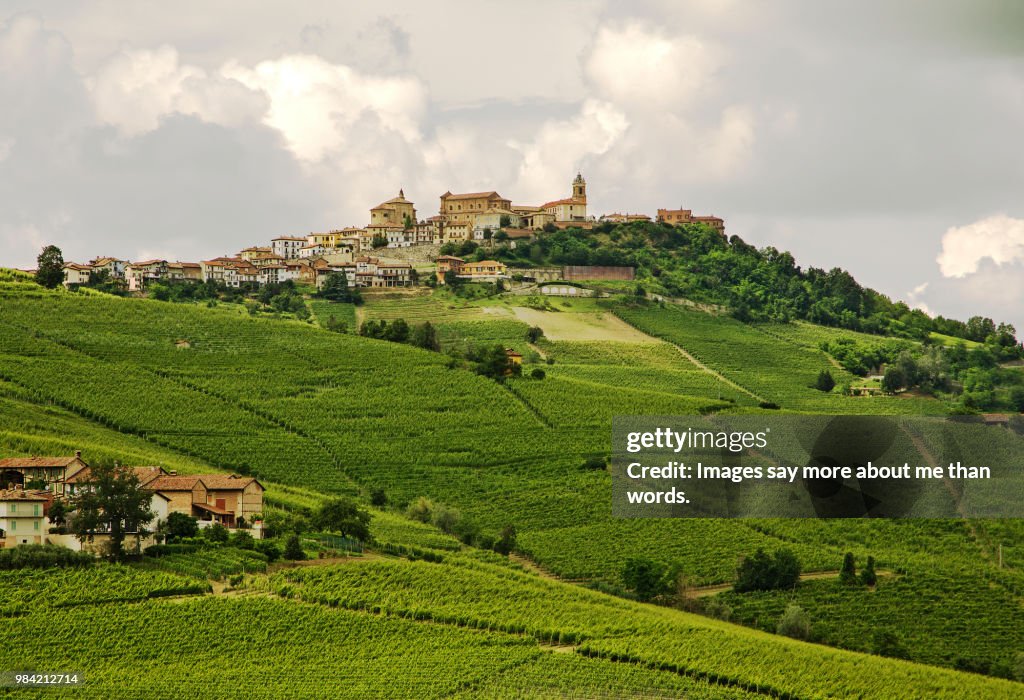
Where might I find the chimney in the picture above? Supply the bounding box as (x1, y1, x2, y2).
(75, 450, 82, 459)
(168, 470, 178, 476)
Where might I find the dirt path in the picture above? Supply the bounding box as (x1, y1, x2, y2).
(668, 344, 765, 403)
(684, 569, 895, 598)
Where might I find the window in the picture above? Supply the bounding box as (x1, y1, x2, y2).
(33, 504, 39, 516)
(9, 503, 15, 514)
(9, 521, 14, 532)
(33, 521, 39, 531)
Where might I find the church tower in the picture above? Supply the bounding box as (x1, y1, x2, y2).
(572, 172, 587, 202)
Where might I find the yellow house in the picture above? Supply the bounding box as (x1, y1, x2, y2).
(461, 260, 508, 279)
(0, 488, 48, 547)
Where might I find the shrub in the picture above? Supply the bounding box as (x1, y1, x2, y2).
(530, 368, 546, 380)
(815, 370, 836, 392)
(734, 548, 801, 592)
(758, 401, 781, 410)
(202, 523, 230, 543)
(777, 604, 811, 640)
(860, 555, 877, 586)
(839, 552, 857, 585)
(621, 557, 673, 602)
(255, 540, 281, 562)
(493, 525, 516, 556)
(872, 629, 908, 659)
(370, 488, 387, 507)
(406, 496, 434, 524)
(0, 544, 94, 570)
(283, 534, 306, 561)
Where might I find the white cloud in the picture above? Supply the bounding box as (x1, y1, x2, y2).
(583, 22, 719, 108)
(907, 281, 932, 315)
(509, 99, 629, 203)
(223, 54, 427, 162)
(88, 46, 268, 136)
(936, 214, 1024, 278)
(697, 105, 756, 180)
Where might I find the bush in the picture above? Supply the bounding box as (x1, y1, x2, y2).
(734, 548, 801, 592)
(839, 552, 857, 585)
(530, 368, 546, 380)
(255, 540, 281, 563)
(406, 496, 434, 524)
(776, 604, 811, 640)
(872, 629, 909, 659)
(162, 512, 199, 543)
(229, 530, 256, 550)
(493, 525, 516, 556)
(202, 523, 230, 543)
(702, 598, 733, 622)
(431, 504, 461, 534)
(283, 534, 306, 561)
(0, 544, 94, 570)
(758, 401, 781, 410)
(621, 557, 674, 602)
(370, 488, 387, 507)
(860, 555, 877, 586)
(815, 370, 836, 392)
(581, 456, 606, 471)
(526, 326, 544, 343)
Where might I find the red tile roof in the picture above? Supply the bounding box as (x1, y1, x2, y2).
(0, 489, 49, 502)
(441, 191, 506, 201)
(65, 466, 166, 486)
(201, 475, 263, 491)
(148, 475, 206, 491)
(0, 456, 82, 468)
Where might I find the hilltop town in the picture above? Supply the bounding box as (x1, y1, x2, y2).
(55, 174, 725, 292)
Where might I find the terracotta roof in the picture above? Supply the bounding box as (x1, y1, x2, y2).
(540, 197, 577, 209)
(0, 456, 82, 468)
(132, 259, 166, 266)
(272, 236, 307, 241)
(193, 502, 233, 516)
(201, 474, 263, 491)
(149, 475, 206, 491)
(66, 465, 166, 486)
(63, 263, 92, 271)
(436, 256, 465, 262)
(441, 191, 506, 201)
(0, 489, 48, 502)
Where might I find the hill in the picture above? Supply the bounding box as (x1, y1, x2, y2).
(2, 272, 1024, 693)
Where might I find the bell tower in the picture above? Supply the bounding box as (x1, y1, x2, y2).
(572, 172, 587, 202)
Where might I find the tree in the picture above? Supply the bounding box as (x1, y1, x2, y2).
(493, 524, 517, 556)
(35, 245, 64, 289)
(283, 534, 306, 561)
(734, 548, 801, 592)
(776, 604, 811, 640)
(621, 557, 673, 602)
(530, 367, 546, 380)
(70, 462, 155, 560)
(370, 488, 387, 507)
(860, 555, 877, 586)
(202, 523, 229, 543)
(312, 497, 371, 541)
(384, 318, 410, 343)
(47, 499, 68, 530)
(872, 629, 908, 659)
(411, 321, 440, 351)
(372, 235, 388, 249)
(406, 496, 434, 523)
(229, 530, 255, 550)
(882, 366, 905, 393)
(162, 512, 199, 543)
(839, 552, 857, 585)
(815, 370, 836, 392)
(431, 504, 461, 534)
(526, 326, 544, 343)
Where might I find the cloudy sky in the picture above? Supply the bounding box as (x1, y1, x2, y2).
(2, 1, 1023, 328)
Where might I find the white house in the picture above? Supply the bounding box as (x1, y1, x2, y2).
(271, 236, 307, 260)
(0, 488, 47, 547)
(62, 263, 92, 287)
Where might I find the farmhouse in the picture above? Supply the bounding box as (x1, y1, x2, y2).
(62, 262, 92, 287)
(0, 488, 48, 547)
(0, 452, 88, 494)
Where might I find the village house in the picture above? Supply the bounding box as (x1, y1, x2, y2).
(0, 453, 89, 495)
(271, 235, 307, 260)
(62, 262, 92, 287)
(88, 257, 127, 279)
(125, 260, 169, 291)
(435, 256, 464, 283)
(600, 213, 651, 224)
(238, 246, 277, 263)
(373, 262, 413, 288)
(166, 261, 203, 282)
(656, 208, 726, 235)
(0, 488, 48, 547)
(460, 260, 508, 281)
(371, 190, 417, 228)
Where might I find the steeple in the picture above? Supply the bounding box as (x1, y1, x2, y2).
(572, 172, 586, 201)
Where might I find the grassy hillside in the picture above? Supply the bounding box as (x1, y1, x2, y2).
(2, 276, 1023, 691)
